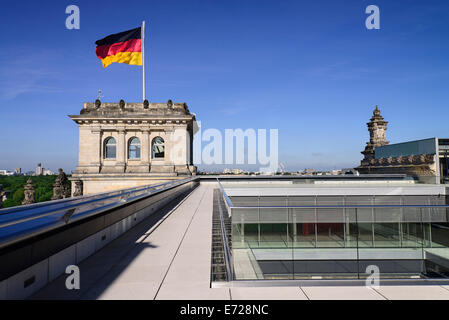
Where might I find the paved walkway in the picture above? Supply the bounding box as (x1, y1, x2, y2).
(31, 183, 449, 300)
(31, 183, 228, 300)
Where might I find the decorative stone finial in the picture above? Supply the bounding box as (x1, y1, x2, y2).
(22, 178, 35, 205)
(51, 169, 70, 200)
(119, 99, 125, 110)
(373, 105, 381, 116)
(167, 99, 173, 108)
(73, 180, 83, 197)
(143, 99, 149, 109)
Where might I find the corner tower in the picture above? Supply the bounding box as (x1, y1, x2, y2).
(360, 105, 389, 165)
(69, 99, 197, 195)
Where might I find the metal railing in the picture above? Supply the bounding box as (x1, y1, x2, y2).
(217, 179, 233, 212)
(0, 176, 199, 249)
(216, 179, 233, 281)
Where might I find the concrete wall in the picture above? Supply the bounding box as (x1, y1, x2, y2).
(0, 180, 198, 300)
(77, 177, 186, 195)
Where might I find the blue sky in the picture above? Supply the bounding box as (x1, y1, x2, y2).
(0, 0, 448, 173)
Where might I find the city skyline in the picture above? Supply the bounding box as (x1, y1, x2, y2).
(1, 0, 449, 173)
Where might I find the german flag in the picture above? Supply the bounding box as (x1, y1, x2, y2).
(95, 27, 142, 68)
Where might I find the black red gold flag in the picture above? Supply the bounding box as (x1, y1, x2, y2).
(95, 27, 142, 68)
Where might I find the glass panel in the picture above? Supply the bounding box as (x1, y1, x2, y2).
(152, 137, 165, 158)
(358, 223, 373, 248)
(316, 223, 345, 248)
(128, 138, 140, 159)
(228, 194, 449, 280)
(106, 145, 116, 159)
(289, 222, 316, 248)
(129, 145, 140, 159)
(373, 223, 400, 248)
(232, 207, 265, 280)
(402, 222, 423, 248)
(104, 137, 116, 159)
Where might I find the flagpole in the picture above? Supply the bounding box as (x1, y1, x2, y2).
(142, 20, 146, 101)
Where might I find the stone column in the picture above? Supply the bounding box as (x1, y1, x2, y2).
(141, 128, 150, 163)
(164, 128, 173, 164)
(91, 127, 102, 173)
(117, 127, 126, 172)
(141, 128, 150, 172)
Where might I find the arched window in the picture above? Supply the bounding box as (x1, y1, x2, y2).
(128, 137, 141, 159)
(152, 136, 165, 159)
(104, 137, 116, 159)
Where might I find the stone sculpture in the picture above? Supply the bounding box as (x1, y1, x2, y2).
(73, 180, 83, 197)
(52, 169, 70, 200)
(22, 178, 35, 205)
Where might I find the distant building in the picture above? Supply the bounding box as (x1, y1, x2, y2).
(34, 164, 54, 176)
(0, 170, 13, 176)
(43, 169, 55, 175)
(35, 163, 44, 176)
(14, 168, 22, 175)
(357, 106, 448, 183)
(304, 168, 316, 176)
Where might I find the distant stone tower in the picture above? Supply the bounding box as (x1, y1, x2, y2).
(360, 106, 389, 165)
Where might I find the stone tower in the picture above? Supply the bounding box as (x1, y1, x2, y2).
(361, 105, 388, 165)
(69, 99, 197, 195)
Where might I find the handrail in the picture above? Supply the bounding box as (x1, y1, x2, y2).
(216, 185, 233, 282)
(0, 179, 193, 215)
(216, 179, 233, 208)
(228, 204, 449, 209)
(0, 176, 199, 249)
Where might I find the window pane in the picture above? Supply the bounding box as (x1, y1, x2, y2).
(129, 145, 140, 159)
(153, 137, 164, 158)
(106, 145, 116, 158)
(105, 138, 116, 159)
(128, 138, 140, 159)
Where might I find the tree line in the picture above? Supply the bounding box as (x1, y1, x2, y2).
(0, 175, 71, 208)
